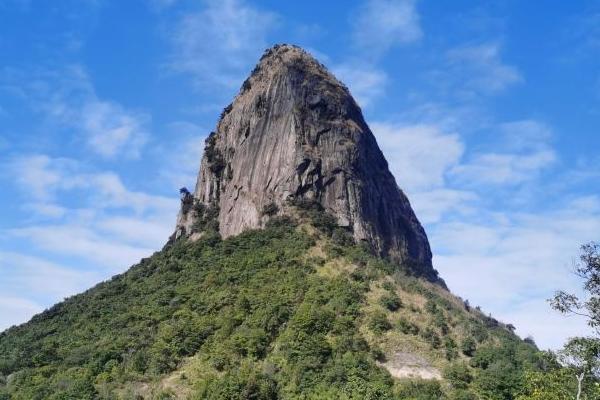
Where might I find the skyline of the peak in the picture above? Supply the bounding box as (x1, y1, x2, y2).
(1, 0, 599, 350)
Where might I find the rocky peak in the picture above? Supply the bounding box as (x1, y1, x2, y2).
(173, 44, 438, 281)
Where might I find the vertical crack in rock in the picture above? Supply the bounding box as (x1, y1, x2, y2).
(172, 44, 439, 282)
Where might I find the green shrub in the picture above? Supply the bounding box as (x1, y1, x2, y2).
(433, 311, 449, 335)
(449, 389, 478, 400)
(379, 293, 402, 312)
(443, 362, 472, 389)
(421, 327, 441, 349)
(331, 227, 354, 246)
(396, 379, 446, 400)
(444, 337, 458, 361)
(461, 337, 476, 357)
(425, 299, 437, 314)
(261, 202, 279, 216)
(397, 318, 420, 335)
(368, 311, 392, 333)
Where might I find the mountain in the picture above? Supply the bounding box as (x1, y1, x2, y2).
(0, 45, 543, 400)
(173, 44, 435, 281)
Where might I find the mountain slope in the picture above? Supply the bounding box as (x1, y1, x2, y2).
(0, 209, 542, 399)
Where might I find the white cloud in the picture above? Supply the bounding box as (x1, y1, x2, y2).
(155, 121, 206, 190)
(23, 202, 67, 218)
(498, 299, 590, 350)
(4, 66, 149, 158)
(369, 116, 597, 349)
(333, 64, 388, 107)
(98, 216, 173, 247)
(4, 154, 177, 268)
(6, 154, 81, 201)
(368, 122, 476, 225)
(90, 172, 175, 215)
(0, 296, 42, 332)
(371, 122, 464, 192)
(452, 151, 556, 185)
(451, 119, 556, 185)
(80, 100, 148, 158)
(432, 201, 600, 349)
(412, 189, 477, 224)
(10, 225, 156, 268)
(6, 154, 175, 216)
(352, 0, 422, 56)
(0, 251, 100, 299)
(0, 154, 179, 328)
(170, 0, 279, 90)
(0, 251, 105, 330)
(446, 43, 522, 94)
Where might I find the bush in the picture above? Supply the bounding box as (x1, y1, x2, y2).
(261, 202, 279, 216)
(461, 337, 476, 357)
(379, 293, 402, 312)
(449, 390, 478, 400)
(443, 362, 472, 389)
(425, 299, 437, 314)
(470, 323, 488, 343)
(381, 281, 395, 292)
(368, 311, 392, 333)
(331, 228, 354, 246)
(397, 318, 420, 335)
(445, 337, 458, 361)
(396, 379, 445, 400)
(192, 202, 220, 233)
(433, 311, 449, 335)
(421, 327, 441, 349)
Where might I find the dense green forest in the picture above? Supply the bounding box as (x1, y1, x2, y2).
(0, 205, 596, 399)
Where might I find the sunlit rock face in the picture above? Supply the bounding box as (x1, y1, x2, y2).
(174, 44, 437, 280)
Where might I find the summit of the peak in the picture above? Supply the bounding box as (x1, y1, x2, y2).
(173, 44, 440, 283)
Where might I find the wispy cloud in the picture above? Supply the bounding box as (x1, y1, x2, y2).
(2, 66, 149, 158)
(0, 251, 104, 331)
(451, 120, 556, 186)
(169, 0, 279, 90)
(339, 0, 421, 107)
(432, 199, 600, 348)
(372, 114, 597, 349)
(412, 189, 478, 225)
(371, 122, 477, 224)
(4, 154, 177, 266)
(154, 121, 206, 190)
(10, 225, 157, 268)
(0, 251, 100, 299)
(6, 154, 175, 216)
(445, 43, 522, 95)
(371, 122, 464, 191)
(0, 296, 42, 332)
(8, 155, 77, 201)
(333, 64, 388, 108)
(352, 0, 422, 56)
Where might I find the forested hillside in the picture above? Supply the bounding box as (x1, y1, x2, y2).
(0, 205, 553, 399)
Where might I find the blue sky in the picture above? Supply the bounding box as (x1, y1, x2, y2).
(1, 0, 599, 349)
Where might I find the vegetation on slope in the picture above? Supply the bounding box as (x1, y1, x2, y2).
(0, 205, 556, 399)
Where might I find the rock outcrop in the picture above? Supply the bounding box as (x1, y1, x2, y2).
(174, 44, 438, 281)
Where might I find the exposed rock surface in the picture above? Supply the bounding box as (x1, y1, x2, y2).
(174, 44, 438, 280)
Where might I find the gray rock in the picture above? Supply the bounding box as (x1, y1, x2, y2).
(173, 44, 439, 282)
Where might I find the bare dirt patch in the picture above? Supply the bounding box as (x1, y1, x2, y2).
(379, 351, 442, 380)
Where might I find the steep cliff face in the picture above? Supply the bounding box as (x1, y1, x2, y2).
(175, 44, 435, 277)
